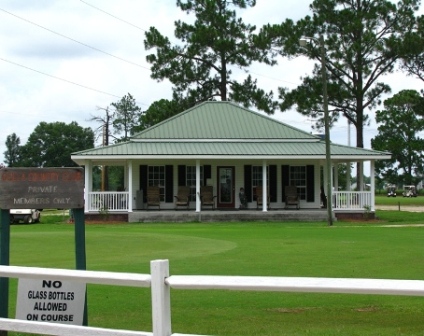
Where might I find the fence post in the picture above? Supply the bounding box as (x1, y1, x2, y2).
(0, 209, 10, 336)
(74, 208, 88, 326)
(151, 260, 171, 336)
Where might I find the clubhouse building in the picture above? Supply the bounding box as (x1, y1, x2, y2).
(71, 101, 390, 221)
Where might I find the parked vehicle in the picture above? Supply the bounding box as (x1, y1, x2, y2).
(386, 185, 397, 197)
(402, 185, 417, 197)
(10, 209, 41, 224)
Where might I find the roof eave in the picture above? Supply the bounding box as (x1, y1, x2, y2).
(71, 154, 391, 164)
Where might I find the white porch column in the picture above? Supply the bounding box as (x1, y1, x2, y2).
(370, 160, 375, 211)
(128, 160, 133, 212)
(84, 160, 92, 211)
(262, 160, 267, 212)
(196, 160, 201, 212)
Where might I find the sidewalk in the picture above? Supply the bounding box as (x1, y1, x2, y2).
(376, 205, 424, 212)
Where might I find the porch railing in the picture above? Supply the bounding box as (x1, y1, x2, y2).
(333, 191, 372, 210)
(86, 191, 373, 212)
(87, 192, 129, 212)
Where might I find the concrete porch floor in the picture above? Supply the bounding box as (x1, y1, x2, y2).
(126, 208, 330, 223)
(84, 207, 376, 223)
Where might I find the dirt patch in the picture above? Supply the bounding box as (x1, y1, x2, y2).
(355, 306, 379, 312)
(67, 221, 126, 225)
(376, 205, 424, 212)
(268, 307, 318, 314)
(338, 219, 384, 224)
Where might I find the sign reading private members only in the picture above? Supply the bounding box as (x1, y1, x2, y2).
(0, 168, 86, 325)
(16, 278, 86, 325)
(0, 167, 84, 209)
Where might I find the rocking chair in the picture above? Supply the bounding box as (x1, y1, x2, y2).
(256, 186, 270, 210)
(285, 186, 300, 210)
(200, 186, 217, 210)
(174, 186, 191, 210)
(146, 186, 161, 210)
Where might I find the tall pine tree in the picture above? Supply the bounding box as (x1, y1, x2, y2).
(144, 0, 278, 114)
(259, 0, 419, 187)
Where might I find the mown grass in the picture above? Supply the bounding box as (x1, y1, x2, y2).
(6, 211, 424, 336)
(375, 194, 424, 206)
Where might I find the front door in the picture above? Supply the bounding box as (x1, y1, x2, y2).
(217, 167, 235, 208)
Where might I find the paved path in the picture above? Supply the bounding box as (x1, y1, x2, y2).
(375, 205, 424, 212)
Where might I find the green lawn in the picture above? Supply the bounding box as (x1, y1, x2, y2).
(5, 212, 424, 336)
(375, 194, 424, 206)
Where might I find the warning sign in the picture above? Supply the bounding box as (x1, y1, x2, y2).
(16, 278, 86, 325)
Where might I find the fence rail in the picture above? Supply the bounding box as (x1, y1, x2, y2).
(1, 260, 423, 336)
(87, 192, 129, 212)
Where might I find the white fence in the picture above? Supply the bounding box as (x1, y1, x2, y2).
(87, 192, 129, 212)
(1, 260, 423, 336)
(333, 191, 372, 210)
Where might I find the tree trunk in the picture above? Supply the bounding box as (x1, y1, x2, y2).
(356, 104, 364, 191)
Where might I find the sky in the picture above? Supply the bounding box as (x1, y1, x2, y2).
(1, 0, 423, 164)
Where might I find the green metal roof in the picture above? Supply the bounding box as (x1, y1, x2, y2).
(72, 101, 391, 163)
(133, 101, 317, 140)
(72, 140, 390, 159)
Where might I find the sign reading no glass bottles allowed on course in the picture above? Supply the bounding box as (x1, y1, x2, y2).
(15, 278, 86, 325)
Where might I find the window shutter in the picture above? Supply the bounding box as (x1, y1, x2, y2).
(306, 165, 315, 202)
(178, 165, 186, 186)
(165, 165, 173, 203)
(204, 165, 211, 185)
(140, 165, 147, 203)
(281, 165, 290, 200)
(269, 165, 277, 202)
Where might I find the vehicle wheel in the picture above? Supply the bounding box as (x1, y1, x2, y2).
(24, 215, 34, 224)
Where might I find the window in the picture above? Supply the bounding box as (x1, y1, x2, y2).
(252, 166, 269, 200)
(290, 166, 306, 200)
(186, 166, 204, 201)
(148, 166, 165, 201)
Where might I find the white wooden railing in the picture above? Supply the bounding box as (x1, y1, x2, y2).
(87, 192, 129, 212)
(1, 260, 424, 336)
(333, 191, 372, 210)
(85, 191, 373, 213)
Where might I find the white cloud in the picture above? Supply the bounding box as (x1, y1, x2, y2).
(0, 0, 422, 163)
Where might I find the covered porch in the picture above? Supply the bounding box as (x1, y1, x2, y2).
(86, 191, 374, 222)
(71, 101, 389, 222)
(80, 159, 378, 222)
